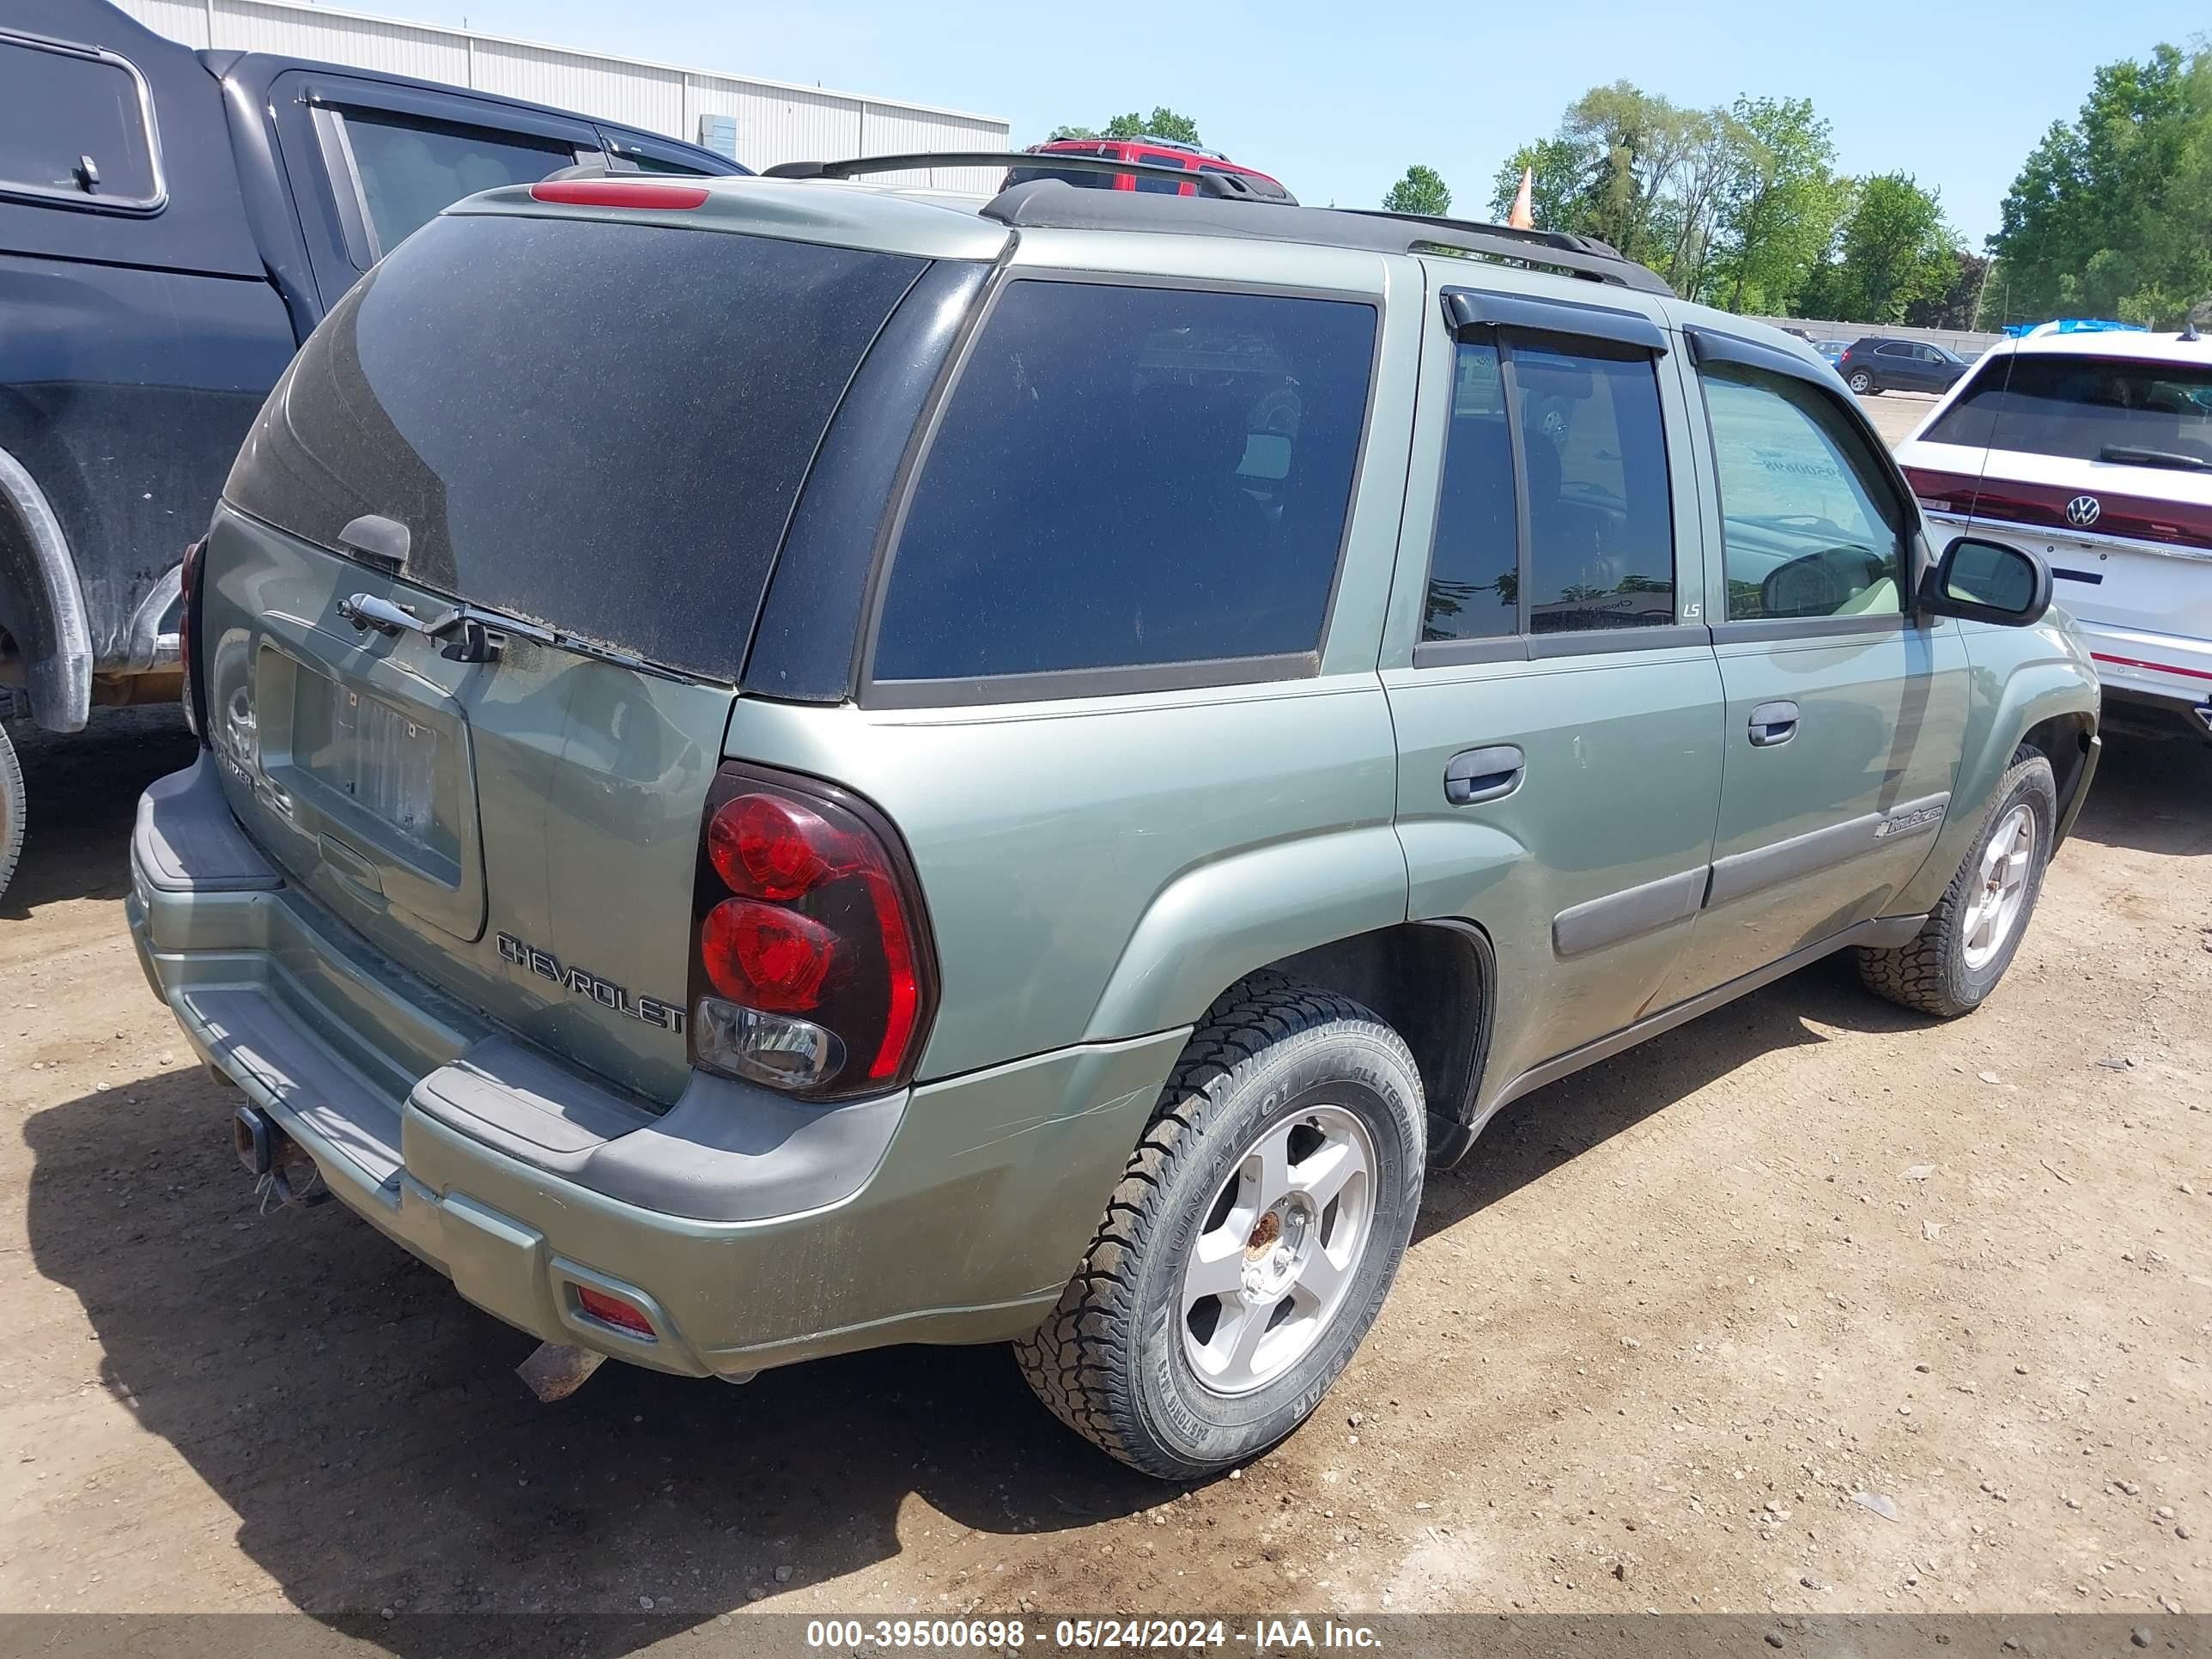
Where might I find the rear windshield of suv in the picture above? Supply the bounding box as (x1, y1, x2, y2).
(224, 211, 926, 680)
(1922, 353, 2212, 466)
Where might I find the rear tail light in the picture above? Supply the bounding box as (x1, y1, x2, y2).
(688, 764, 935, 1099)
(179, 536, 208, 744)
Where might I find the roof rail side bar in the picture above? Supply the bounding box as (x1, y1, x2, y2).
(1346, 207, 1630, 261)
(1407, 228, 1670, 294)
(1345, 209, 1669, 294)
(763, 151, 1270, 200)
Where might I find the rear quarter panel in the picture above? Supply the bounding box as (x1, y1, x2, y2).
(723, 238, 1423, 1079)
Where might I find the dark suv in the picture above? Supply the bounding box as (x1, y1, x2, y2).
(1838, 337, 1971, 396)
(0, 0, 737, 896)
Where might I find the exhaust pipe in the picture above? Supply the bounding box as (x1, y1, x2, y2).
(2196, 702, 2211, 737)
(517, 1342, 606, 1402)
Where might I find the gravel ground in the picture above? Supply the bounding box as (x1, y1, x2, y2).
(0, 671, 2207, 1640)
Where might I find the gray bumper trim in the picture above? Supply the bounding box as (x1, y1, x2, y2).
(133, 752, 283, 893)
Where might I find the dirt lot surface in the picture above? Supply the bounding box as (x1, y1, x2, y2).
(3, 684, 2209, 1640)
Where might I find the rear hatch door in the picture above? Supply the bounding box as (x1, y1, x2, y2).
(204, 202, 932, 1101)
(1901, 348, 2212, 645)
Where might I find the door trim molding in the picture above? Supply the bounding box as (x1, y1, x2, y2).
(1552, 866, 1708, 958)
(1705, 792, 1948, 908)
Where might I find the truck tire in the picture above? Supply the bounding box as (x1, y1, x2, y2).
(0, 720, 22, 903)
(1856, 749, 2056, 1018)
(1015, 973, 1425, 1480)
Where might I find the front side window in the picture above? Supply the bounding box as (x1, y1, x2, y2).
(1701, 362, 1906, 622)
(1421, 333, 1675, 643)
(341, 109, 580, 256)
(0, 36, 159, 207)
(873, 279, 1376, 685)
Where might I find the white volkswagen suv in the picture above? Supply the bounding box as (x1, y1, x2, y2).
(1897, 324, 2212, 740)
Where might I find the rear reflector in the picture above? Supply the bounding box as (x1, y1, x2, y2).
(528, 179, 710, 210)
(574, 1284, 654, 1337)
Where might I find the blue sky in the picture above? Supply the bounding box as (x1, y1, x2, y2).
(445, 0, 2203, 244)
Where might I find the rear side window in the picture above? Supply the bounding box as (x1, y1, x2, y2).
(1922, 354, 2212, 465)
(1516, 340, 1674, 631)
(341, 110, 580, 255)
(1006, 146, 1117, 190)
(1134, 153, 1189, 193)
(225, 213, 926, 680)
(0, 35, 160, 208)
(1421, 332, 1675, 643)
(872, 279, 1376, 689)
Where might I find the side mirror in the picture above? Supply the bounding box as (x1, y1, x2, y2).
(1918, 535, 2052, 628)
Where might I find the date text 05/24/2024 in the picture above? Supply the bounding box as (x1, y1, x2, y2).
(804, 1619, 1382, 1650)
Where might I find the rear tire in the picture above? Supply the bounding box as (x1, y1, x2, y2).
(1847, 368, 1877, 394)
(1014, 973, 1425, 1480)
(1856, 750, 2056, 1018)
(0, 720, 23, 903)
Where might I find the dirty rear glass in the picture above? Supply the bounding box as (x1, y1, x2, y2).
(224, 212, 926, 680)
(1922, 354, 2212, 465)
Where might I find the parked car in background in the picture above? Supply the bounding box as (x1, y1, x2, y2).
(1005, 135, 1290, 201)
(1838, 337, 1970, 396)
(0, 0, 739, 898)
(131, 160, 2097, 1479)
(1899, 323, 2212, 740)
(1816, 339, 1849, 365)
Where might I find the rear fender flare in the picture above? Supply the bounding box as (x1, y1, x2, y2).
(0, 442, 93, 732)
(1079, 825, 1411, 1044)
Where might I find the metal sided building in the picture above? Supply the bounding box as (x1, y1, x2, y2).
(112, 0, 1011, 191)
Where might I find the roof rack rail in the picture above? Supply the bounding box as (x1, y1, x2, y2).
(762, 150, 1282, 201)
(978, 184, 1671, 295)
(759, 153, 1668, 294)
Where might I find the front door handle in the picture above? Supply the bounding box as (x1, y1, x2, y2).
(1444, 744, 1524, 805)
(1748, 700, 1800, 747)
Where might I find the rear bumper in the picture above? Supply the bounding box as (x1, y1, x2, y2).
(2072, 619, 2212, 737)
(129, 756, 1183, 1379)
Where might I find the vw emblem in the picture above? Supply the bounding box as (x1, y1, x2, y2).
(2065, 494, 2102, 528)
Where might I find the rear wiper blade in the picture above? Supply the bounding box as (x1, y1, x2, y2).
(2099, 444, 2212, 472)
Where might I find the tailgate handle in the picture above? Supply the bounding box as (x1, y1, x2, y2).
(337, 592, 501, 665)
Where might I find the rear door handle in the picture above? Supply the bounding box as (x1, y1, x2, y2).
(1748, 701, 1800, 747)
(1444, 744, 1524, 805)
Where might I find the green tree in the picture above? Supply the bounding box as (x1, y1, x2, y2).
(1704, 95, 1846, 315)
(1485, 84, 1753, 295)
(1048, 108, 1204, 146)
(1990, 44, 2212, 328)
(1104, 107, 1202, 145)
(1382, 164, 1452, 217)
(1802, 173, 1957, 323)
(1487, 137, 1583, 229)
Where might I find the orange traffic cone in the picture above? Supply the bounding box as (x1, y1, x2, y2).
(1509, 167, 1534, 230)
